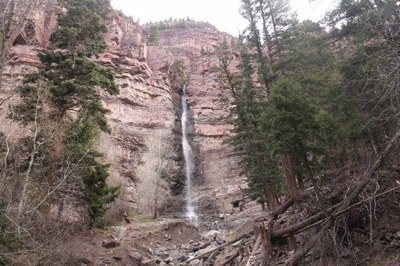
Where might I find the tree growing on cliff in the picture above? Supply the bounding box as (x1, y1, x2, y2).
(11, 0, 119, 226)
(172, 59, 187, 83)
(148, 25, 160, 44)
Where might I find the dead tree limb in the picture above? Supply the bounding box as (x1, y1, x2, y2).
(184, 232, 252, 263)
(221, 250, 240, 266)
(289, 128, 400, 265)
(256, 191, 310, 223)
(297, 185, 400, 234)
(244, 234, 262, 266)
(272, 202, 340, 239)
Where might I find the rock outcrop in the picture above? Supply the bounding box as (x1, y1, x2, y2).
(0, 7, 246, 225)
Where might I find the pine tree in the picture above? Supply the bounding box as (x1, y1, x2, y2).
(149, 25, 160, 44)
(13, 0, 119, 226)
(229, 1, 360, 205)
(328, 0, 400, 149)
(51, 0, 110, 56)
(83, 164, 119, 227)
(221, 40, 282, 209)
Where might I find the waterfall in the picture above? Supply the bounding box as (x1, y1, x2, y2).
(181, 85, 198, 225)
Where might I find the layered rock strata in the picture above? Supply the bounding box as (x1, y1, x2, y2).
(0, 7, 246, 223)
(146, 23, 247, 222)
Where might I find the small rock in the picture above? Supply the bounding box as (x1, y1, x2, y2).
(153, 247, 169, 258)
(142, 259, 157, 266)
(203, 230, 219, 240)
(128, 249, 143, 263)
(390, 239, 399, 246)
(169, 252, 186, 263)
(385, 233, 393, 242)
(113, 256, 122, 261)
(199, 242, 209, 249)
(190, 246, 200, 253)
(77, 257, 91, 265)
(102, 240, 120, 249)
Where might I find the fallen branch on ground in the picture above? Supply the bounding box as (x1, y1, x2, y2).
(184, 232, 252, 263)
(289, 128, 400, 265)
(297, 185, 400, 235)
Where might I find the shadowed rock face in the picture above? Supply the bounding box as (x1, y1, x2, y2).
(0, 7, 246, 223)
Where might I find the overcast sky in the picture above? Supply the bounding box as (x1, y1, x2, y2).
(110, 0, 337, 36)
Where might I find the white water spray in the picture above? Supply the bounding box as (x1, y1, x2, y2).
(181, 85, 198, 225)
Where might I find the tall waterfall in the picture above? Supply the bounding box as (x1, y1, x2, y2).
(181, 85, 198, 225)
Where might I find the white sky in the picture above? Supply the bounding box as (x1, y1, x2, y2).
(110, 0, 337, 36)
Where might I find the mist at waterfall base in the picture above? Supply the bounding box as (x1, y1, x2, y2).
(181, 85, 198, 225)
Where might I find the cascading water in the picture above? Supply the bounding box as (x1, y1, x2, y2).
(181, 85, 198, 225)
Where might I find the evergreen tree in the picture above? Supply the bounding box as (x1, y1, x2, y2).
(221, 40, 282, 209)
(264, 77, 319, 198)
(51, 0, 110, 56)
(149, 25, 160, 44)
(240, 0, 270, 93)
(328, 0, 400, 149)
(83, 164, 119, 227)
(13, 0, 119, 226)
(227, 1, 361, 206)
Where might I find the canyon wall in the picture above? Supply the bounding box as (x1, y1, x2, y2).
(0, 6, 246, 223)
(147, 23, 247, 221)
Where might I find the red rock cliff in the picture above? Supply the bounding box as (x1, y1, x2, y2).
(0, 8, 246, 222)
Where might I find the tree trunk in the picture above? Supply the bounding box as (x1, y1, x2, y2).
(266, 186, 278, 211)
(281, 153, 301, 201)
(294, 157, 304, 189)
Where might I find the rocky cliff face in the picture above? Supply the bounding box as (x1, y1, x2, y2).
(145, 23, 247, 222)
(0, 7, 246, 225)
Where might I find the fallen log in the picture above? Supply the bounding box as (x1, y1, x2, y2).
(184, 232, 252, 263)
(244, 234, 262, 266)
(297, 185, 400, 234)
(272, 192, 310, 218)
(256, 191, 310, 223)
(289, 128, 400, 265)
(271, 202, 340, 239)
(221, 250, 240, 266)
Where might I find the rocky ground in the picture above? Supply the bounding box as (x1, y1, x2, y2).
(33, 193, 400, 266)
(25, 199, 258, 266)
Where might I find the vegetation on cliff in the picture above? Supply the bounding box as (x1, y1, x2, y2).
(0, 0, 119, 263)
